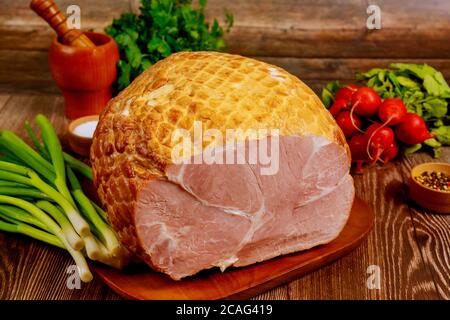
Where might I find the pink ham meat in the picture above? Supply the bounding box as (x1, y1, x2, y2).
(135, 135, 353, 280)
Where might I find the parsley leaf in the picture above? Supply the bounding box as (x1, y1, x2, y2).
(106, 0, 233, 91)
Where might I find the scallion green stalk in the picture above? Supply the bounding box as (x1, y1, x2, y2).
(67, 168, 120, 255)
(36, 115, 75, 207)
(0, 187, 52, 201)
(90, 201, 108, 221)
(0, 160, 29, 175)
(0, 204, 48, 230)
(0, 116, 127, 274)
(36, 200, 84, 251)
(0, 195, 92, 282)
(0, 218, 64, 249)
(27, 171, 90, 236)
(0, 166, 91, 238)
(0, 131, 55, 182)
(0, 155, 25, 166)
(0, 180, 29, 188)
(0, 169, 34, 186)
(63, 152, 93, 181)
(0, 145, 22, 163)
(24, 121, 50, 160)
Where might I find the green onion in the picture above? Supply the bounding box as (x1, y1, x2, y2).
(28, 171, 90, 237)
(90, 200, 108, 221)
(0, 131, 55, 182)
(63, 152, 93, 181)
(0, 155, 25, 166)
(0, 195, 92, 282)
(81, 233, 102, 260)
(0, 169, 34, 186)
(24, 121, 50, 160)
(0, 160, 29, 175)
(0, 180, 29, 188)
(0, 187, 52, 201)
(68, 168, 120, 255)
(0, 167, 90, 237)
(36, 114, 75, 207)
(0, 218, 64, 249)
(36, 200, 83, 251)
(0, 114, 126, 279)
(0, 204, 48, 231)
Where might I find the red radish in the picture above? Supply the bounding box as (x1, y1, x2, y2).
(348, 133, 369, 172)
(329, 99, 349, 117)
(351, 87, 382, 117)
(336, 111, 363, 138)
(365, 123, 395, 161)
(349, 133, 369, 161)
(378, 98, 407, 126)
(335, 84, 359, 101)
(382, 142, 399, 163)
(395, 113, 433, 145)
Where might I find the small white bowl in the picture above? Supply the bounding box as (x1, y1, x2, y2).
(67, 115, 99, 157)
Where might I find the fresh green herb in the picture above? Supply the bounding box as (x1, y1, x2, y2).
(321, 80, 341, 108)
(432, 125, 450, 145)
(322, 63, 450, 157)
(106, 0, 233, 91)
(357, 63, 450, 157)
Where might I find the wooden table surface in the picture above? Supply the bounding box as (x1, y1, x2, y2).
(1, 0, 450, 300)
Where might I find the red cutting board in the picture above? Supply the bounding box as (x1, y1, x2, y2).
(92, 197, 373, 300)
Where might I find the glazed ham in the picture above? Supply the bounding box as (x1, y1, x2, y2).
(91, 52, 354, 280)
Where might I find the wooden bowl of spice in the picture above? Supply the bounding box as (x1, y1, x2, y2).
(67, 115, 99, 157)
(409, 163, 450, 214)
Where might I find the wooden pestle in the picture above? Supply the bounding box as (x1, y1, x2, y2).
(30, 0, 95, 48)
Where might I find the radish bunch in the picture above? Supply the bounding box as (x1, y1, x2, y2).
(328, 85, 434, 171)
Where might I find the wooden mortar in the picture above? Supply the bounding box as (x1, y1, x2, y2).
(30, 0, 119, 119)
(48, 32, 119, 119)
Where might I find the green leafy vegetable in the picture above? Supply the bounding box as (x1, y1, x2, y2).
(432, 125, 450, 145)
(106, 0, 233, 91)
(424, 138, 442, 158)
(0, 115, 129, 282)
(404, 143, 422, 155)
(321, 80, 341, 108)
(336, 63, 450, 157)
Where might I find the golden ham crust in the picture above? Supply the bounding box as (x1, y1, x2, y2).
(91, 51, 349, 267)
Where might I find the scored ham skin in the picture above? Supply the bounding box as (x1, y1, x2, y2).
(91, 51, 353, 280)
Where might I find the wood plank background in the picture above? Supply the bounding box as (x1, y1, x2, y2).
(0, 0, 449, 300)
(1, 0, 450, 94)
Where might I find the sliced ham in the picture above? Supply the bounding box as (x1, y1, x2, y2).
(135, 135, 353, 279)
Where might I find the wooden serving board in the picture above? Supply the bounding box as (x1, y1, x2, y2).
(92, 197, 373, 300)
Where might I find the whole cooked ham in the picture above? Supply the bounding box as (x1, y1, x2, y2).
(91, 51, 354, 280)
